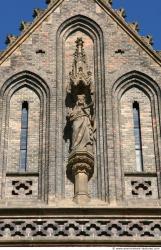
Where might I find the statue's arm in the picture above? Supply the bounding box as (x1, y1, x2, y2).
(82, 101, 94, 110)
(67, 108, 73, 118)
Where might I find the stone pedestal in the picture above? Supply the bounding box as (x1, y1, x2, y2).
(67, 151, 94, 205)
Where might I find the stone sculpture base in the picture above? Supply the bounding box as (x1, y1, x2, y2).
(67, 151, 94, 205)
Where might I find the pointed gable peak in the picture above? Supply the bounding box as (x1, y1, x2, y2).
(0, 0, 161, 65)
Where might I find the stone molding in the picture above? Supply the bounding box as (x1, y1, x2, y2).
(0, 208, 161, 245)
(67, 151, 94, 180)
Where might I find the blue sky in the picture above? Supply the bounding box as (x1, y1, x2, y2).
(0, 0, 160, 50)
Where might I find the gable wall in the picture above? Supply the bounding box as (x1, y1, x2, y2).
(0, 0, 161, 206)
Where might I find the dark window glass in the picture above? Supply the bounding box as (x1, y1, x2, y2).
(20, 150, 27, 170)
(133, 101, 143, 172)
(20, 102, 28, 171)
(21, 107, 28, 129)
(20, 128, 27, 149)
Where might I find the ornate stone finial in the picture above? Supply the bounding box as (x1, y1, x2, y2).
(0, 51, 4, 57)
(67, 37, 93, 94)
(156, 51, 161, 58)
(46, 0, 53, 4)
(116, 8, 126, 19)
(5, 35, 18, 45)
(141, 35, 153, 46)
(33, 8, 45, 18)
(19, 21, 31, 32)
(103, 0, 112, 5)
(107, 0, 112, 5)
(128, 22, 139, 32)
(101, 0, 112, 5)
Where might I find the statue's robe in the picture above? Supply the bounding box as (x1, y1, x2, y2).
(70, 106, 93, 152)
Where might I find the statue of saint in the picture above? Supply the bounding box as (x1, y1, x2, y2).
(67, 94, 94, 153)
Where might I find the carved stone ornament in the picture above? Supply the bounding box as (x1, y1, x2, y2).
(67, 151, 94, 182)
(66, 38, 95, 154)
(67, 151, 94, 204)
(67, 37, 94, 95)
(66, 38, 95, 204)
(67, 94, 94, 153)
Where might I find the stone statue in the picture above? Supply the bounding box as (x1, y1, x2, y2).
(66, 38, 95, 204)
(67, 94, 93, 153)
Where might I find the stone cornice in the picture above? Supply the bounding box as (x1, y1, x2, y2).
(0, 207, 160, 246)
(0, 207, 161, 216)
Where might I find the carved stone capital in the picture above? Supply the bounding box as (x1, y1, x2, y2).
(72, 162, 92, 176)
(67, 151, 94, 182)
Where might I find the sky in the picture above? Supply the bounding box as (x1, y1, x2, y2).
(0, 0, 161, 51)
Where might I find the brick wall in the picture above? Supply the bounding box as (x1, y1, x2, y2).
(7, 87, 40, 173)
(120, 87, 156, 173)
(0, 0, 161, 206)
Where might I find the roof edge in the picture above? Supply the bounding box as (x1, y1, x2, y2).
(0, 0, 63, 65)
(0, 0, 161, 67)
(97, 0, 161, 66)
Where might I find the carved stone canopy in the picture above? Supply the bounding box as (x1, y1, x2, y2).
(67, 37, 94, 99)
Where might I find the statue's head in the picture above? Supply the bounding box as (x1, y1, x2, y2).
(76, 94, 85, 106)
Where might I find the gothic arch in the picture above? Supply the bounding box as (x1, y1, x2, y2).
(112, 71, 161, 201)
(0, 71, 50, 202)
(113, 70, 161, 100)
(55, 15, 108, 201)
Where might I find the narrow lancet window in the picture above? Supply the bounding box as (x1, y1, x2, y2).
(133, 101, 143, 172)
(20, 101, 28, 171)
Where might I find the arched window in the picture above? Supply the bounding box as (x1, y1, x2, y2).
(133, 101, 143, 172)
(19, 101, 29, 171)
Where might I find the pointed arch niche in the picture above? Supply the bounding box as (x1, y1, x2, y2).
(113, 71, 161, 204)
(56, 15, 108, 201)
(0, 71, 50, 203)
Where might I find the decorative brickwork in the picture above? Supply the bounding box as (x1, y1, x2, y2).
(0, 0, 161, 246)
(0, 216, 161, 243)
